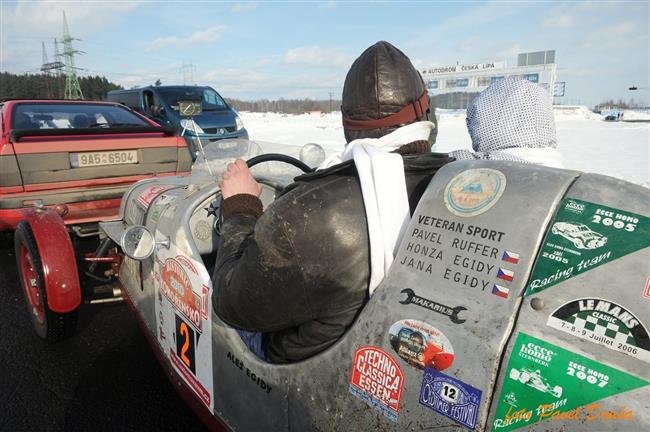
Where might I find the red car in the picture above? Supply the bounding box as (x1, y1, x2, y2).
(0, 99, 191, 341)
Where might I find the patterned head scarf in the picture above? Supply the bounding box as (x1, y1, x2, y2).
(450, 77, 557, 162)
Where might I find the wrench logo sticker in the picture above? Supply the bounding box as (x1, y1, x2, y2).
(400, 289, 467, 324)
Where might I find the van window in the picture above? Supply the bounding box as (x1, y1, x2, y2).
(157, 88, 227, 111)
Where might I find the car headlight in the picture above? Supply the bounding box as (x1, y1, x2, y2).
(180, 119, 204, 135)
(235, 115, 244, 131)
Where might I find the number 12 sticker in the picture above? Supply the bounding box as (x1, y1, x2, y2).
(176, 315, 196, 374)
(419, 368, 482, 430)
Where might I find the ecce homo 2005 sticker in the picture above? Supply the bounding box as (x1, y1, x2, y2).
(547, 298, 650, 363)
(526, 198, 649, 296)
(444, 168, 506, 217)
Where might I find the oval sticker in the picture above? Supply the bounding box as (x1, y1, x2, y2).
(444, 168, 506, 217)
(388, 319, 455, 371)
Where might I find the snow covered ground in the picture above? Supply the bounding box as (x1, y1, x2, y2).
(241, 107, 649, 187)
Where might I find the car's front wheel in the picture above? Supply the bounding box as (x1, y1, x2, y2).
(14, 222, 78, 341)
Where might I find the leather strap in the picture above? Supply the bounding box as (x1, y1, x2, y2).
(342, 92, 429, 131)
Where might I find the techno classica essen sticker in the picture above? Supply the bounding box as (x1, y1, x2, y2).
(349, 346, 404, 422)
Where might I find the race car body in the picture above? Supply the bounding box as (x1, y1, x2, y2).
(100, 139, 650, 431)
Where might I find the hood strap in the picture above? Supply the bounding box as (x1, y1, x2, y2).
(342, 91, 429, 131)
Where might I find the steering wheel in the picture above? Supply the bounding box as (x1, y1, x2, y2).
(214, 154, 315, 235)
(246, 153, 314, 173)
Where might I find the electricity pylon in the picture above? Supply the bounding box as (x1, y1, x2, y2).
(61, 11, 84, 100)
(41, 40, 65, 98)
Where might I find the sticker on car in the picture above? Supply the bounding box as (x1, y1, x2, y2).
(526, 198, 650, 296)
(492, 332, 649, 431)
(154, 241, 214, 411)
(444, 168, 507, 217)
(546, 298, 650, 363)
(349, 346, 403, 422)
(419, 368, 482, 430)
(388, 319, 455, 371)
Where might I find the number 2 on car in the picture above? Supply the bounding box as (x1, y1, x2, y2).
(175, 315, 196, 374)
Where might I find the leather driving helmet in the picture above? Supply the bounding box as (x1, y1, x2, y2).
(342, 41, 432, 143)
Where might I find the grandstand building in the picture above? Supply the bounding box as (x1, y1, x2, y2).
(423, 50, 560, 109)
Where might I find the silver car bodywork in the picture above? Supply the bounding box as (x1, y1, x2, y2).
(101, 142, 650, 431)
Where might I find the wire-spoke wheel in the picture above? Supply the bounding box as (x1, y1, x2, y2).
(14, 222, 78, 341)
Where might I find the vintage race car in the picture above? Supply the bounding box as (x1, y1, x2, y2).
(96, 140, 649, 431)
(509, 367, 563, 398)
(0, 99, 191, 340)
(551, 221, 608, 249)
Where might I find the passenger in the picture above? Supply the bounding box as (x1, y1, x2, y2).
(212, 41, 452, 363)
(450, 77, 564, 168)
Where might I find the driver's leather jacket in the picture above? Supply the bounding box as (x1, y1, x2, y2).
(212, 147, 453, 363)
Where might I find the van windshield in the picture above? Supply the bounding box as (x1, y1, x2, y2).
(157, 87, 228, 111)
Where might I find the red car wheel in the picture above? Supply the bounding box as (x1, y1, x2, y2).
(14, 222, 78, 341)
(19, 244, 45, 325)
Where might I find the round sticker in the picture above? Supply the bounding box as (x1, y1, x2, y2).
(444, 168, 506, 217)
(388, 319, 455, 371)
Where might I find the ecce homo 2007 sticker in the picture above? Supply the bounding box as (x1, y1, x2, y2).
(492, 332, 648, 431)
(547, 298, 650, 363)
(444, 168, 506, 217)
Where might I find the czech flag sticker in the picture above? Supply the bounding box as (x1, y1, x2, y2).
(497, 268, 514, 282)
(492, 284, 510, 299)
(502, 250, 520, 264)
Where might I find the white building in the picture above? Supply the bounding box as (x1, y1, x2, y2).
(422, 50, 559, 101)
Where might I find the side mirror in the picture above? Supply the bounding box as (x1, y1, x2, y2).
(300, 143, 326, 168)
(121, 225, 166, 260)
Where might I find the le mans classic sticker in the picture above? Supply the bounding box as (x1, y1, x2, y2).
(547, 298, 650, 363)
(526, 198, 650, 296)
(388, 319, 455, 371)
(444, 168, 506, 217)
(349, 346, 404, 422)
(419, 368, 482, 430)
(492, 332, 648, 431)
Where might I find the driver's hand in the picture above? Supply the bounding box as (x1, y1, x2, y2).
(218, 159, 262, 199)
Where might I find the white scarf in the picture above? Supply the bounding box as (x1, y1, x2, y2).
(319, 121, 435, 295)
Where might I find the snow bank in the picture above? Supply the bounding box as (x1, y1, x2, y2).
(241, 111, 649, 187)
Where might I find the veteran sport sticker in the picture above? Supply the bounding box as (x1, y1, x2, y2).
(492, 332, 648, 431)
(444, 168, 506, 217)
(420, 368, 482, 430)
(526, 198, 650, 295)
(547, 298, 650, 363)
(349, 346, 404, 422)
(388, 319, 455, 371)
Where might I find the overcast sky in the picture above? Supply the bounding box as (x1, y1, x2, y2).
(1, 0, 648, 106)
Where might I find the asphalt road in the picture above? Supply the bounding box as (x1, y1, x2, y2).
(0, 241, 208, 432)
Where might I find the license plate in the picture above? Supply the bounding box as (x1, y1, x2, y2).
(71, 150, 138, 168)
